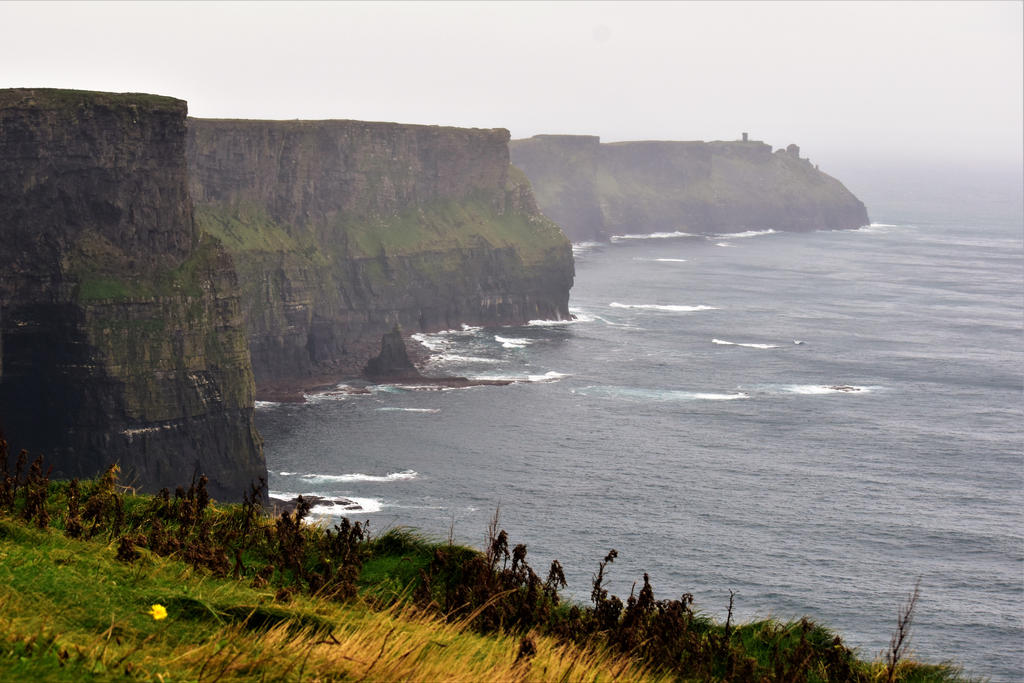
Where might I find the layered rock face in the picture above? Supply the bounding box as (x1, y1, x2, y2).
(510, 135, 869, 242)
(0, 89, 265, 500)
(187, 119, 573, 387)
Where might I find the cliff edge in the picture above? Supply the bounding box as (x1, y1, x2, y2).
(0, 89, 265, 500)
(187, 119, 574, 390)
(510, 134, 869, 242)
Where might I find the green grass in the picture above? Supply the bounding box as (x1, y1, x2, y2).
(196, 191, 569, 267)
(0, 484, 660, 681)
(329, 193, 567, 265)
(70, 230, 224, 303)
(0, 470, 977, 682)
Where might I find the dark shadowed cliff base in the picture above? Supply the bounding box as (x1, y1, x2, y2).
(187, 119, 574, 396)
(0, 89, 265, 501)
(510, 134, 869, 242)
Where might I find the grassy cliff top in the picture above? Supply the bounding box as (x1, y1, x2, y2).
(0, 88, 185, 113)
(190, 115, 510, 139)
(0, 459, 972, 682)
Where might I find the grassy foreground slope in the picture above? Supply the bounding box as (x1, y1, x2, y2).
(0, 457, 972, 681)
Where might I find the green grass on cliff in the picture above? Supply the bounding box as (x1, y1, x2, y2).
(70, 231, 222, 304)
(0, 460, 974, 682)
(195, 192, 569, 268)
(336, 195, 567, 266)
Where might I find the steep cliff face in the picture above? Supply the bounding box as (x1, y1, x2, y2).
(509, 135, 869, 242)
(187, 119, 573, 387)
(0, 89, 265, 501)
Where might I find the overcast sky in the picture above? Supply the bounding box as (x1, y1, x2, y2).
(2, 1, 1021, 171)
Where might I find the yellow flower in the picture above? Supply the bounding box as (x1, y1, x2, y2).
(148, 604, 167, 620)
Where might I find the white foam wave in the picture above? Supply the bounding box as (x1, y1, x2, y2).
(654, 257, 688, 262)
(715, 229, 777, 239)
(715, 242, 734, 247)
(495, 335, 534, 348)
(712, 338, 780, 349)
(688, 391, 750, 400)
(310, 497, 384, 515)
(300, 470, 418, 483)
(527, 371, 570, 383)
(528, 317, 577, 326)
(572, 241, 604, 255)
(610, 230, 698, 242)
(567, 308, 598, 323)
(376, 407, 441, 413)
(471, 370, 569, 384)
(432, 354, 500, 364)
(852, 223, 899, 234)
(278, 471, 297, 476)
(780, 384, 871, 395)
(254, 400, 282, 409)
(585, 312, 637, 328)
(412, 325, 483, 351)
(576, 386, 748, 402)
(411, 332, 448, 352)
(610, 302, 719, 312)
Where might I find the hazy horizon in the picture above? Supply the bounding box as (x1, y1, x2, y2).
(2, 1, 1021, 173)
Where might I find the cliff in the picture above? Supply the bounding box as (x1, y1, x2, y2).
(509, 135, 869, 242)
(186, 119, 573, 388)
(0, 89, 265, 501)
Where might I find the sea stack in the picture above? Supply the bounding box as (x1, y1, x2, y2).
(186, 119, 574, 394)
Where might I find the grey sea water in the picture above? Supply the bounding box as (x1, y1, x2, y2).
(256, 172, 1023, 680)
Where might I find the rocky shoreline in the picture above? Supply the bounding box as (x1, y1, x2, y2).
(255, 329, 513, 404)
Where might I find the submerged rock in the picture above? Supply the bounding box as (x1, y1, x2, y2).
(269, 494, 365, 515)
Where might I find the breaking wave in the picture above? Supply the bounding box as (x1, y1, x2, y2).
(412, 325, 483, 351)
(528, 317, 577, 327)
(254, 400, 282, 409)
(632, 257, 688, 263)
(299, 470, 419, 483)
(712, 338, 780, 349)
(268, 492, 385, 515)
(575, 386, 749, 402)
(610, 230, 699, 242)
(567, 308, 598, 323)
(572, 241, 604, 255)
(471, 371, 569, 384)
(431, 353, 500, 364)
(376, 407, 441, 413)
(715, 229, 777, 239)
(310, 497, 384, 515)
(495, 335, 534, 348)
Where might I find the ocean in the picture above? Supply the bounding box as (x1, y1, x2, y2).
(256, 169, 1023, 681)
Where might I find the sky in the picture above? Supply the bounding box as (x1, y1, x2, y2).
(1, 1, 1022, 173)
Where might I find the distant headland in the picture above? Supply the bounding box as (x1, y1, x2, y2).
(510, 133, 869, 242)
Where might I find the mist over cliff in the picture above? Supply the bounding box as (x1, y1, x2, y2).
(186, 119, 573, 389)
(510, 134, 869, 242)
(0, 89, 265, 500)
